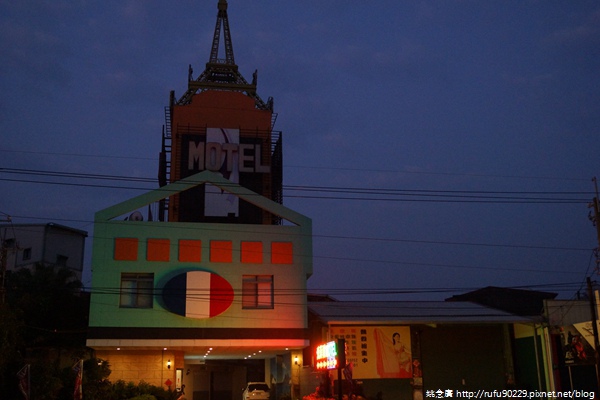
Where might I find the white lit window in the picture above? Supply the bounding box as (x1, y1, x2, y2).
(242, 275, 274, 309)
(120, 273, 154, 308)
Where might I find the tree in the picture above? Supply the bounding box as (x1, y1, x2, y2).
(1, 264, 89, 398)
(6, 263, 87, 347)
(0, 303, 24, 397)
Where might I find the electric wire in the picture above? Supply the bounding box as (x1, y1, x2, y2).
(0, 167, 593, 204)
(0, 147, 591, 183)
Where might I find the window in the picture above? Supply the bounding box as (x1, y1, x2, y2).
(114, 238, 139, 261)
(22, 248, 32, 261)
(271, 242, 293, 264)
(242, 275, 274, 309)
(210, 240, 232, 263)
(120, 273, 154, 308)
(241, 241, 263, 264)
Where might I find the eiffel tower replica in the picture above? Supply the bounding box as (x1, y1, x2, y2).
(176, 0, 272, 110)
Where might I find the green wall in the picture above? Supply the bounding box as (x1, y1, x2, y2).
(419, 325, 509, 390)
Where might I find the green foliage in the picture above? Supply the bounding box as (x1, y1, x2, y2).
(110, 379, 178, 400)
(0, 304, 24, 396)
(0, 264, 180, 400)
(5, 264, 87, 347)
(29, 363, 63, 400)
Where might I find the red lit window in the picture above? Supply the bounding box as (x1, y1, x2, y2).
(147, 239, 170, 261)
(179, 239, 202, 262)
(114, 238, 139, 261)
(271, 242, 293, 264)
(241, 241, 263, 264)
(210, 241, 233, 263)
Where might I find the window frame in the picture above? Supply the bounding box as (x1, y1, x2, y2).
(242, 275, 274, 309)
(119, 273, 154, 309)
(22, 247, 32, 261)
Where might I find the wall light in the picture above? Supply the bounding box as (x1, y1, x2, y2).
(167, 360, 171, 370)
(294, 356, 299, 365)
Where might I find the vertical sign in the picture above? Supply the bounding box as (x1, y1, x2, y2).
(205, 128, 240, 217)
(176, 369, 183, 392)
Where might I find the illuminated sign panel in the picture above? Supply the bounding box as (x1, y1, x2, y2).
(315, 341, 338, 370)
(315, 339, 346, 371)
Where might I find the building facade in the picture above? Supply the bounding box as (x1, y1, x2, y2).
(87, 2, 312, 397)
(87, 172, 312, 395)
(0, 223, 87, 282)
(306, 300, 540, 399)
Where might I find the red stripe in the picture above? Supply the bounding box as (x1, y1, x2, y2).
(209, 274, 234, 317)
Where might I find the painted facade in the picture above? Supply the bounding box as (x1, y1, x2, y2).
(87, 1, 306, 396)
(87, 172, 312, 394)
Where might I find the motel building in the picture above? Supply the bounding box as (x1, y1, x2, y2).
(86, 2, 595, 398)
(86, 1, 312, 397)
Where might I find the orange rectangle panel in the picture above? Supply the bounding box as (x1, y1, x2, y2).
(179, 239, 202, 262)
(114, 238, 139, 261)
(271, 242, 293, 264)
(241, 241, 263, 264)
(147, 239, 170, 262)
(210, 240, 233, 263)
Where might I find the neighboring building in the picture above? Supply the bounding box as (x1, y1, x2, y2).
(307, 299, 540, 399)
(446, 286, 558, 317)
(87, 1, 312, 398)
(0, 223, 87, 282)
(545, 299, 599, 392)
(446, 286, 562, 391)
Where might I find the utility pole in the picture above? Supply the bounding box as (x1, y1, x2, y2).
(0, 213, 11, 305)
(586, 277, 600, 393)
(588, 178, 600, 393)
(591, 178, 600, 274)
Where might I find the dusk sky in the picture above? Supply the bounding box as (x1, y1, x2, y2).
(1, 1, 599, 301)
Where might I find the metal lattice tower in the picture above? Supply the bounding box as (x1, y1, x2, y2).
(210, 0, 235, 65)
(177, 0, 272, 111)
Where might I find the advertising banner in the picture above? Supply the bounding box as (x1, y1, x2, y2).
(329, 326, 412, 379)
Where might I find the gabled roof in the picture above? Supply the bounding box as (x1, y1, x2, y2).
(445, 286, 557, 317)
(0, 223, 88, 237)
(308, 301, 540, 325)
(94, 170, 310, 228)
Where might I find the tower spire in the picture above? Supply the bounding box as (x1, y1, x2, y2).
(177, 0, 272, 111)
(210, 0, 235, 65)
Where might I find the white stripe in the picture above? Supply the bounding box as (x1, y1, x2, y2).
(185, 271, 211, 319)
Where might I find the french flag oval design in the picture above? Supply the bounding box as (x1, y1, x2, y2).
(163, 271, 234, 319)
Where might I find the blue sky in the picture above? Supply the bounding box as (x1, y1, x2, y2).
(1, 1, 599, 300)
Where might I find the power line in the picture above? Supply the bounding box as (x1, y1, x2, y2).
(0, 167, 592, 204)
(0, 148, 590, 183)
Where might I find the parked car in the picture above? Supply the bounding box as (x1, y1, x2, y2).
(242, 382, 270, 400)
